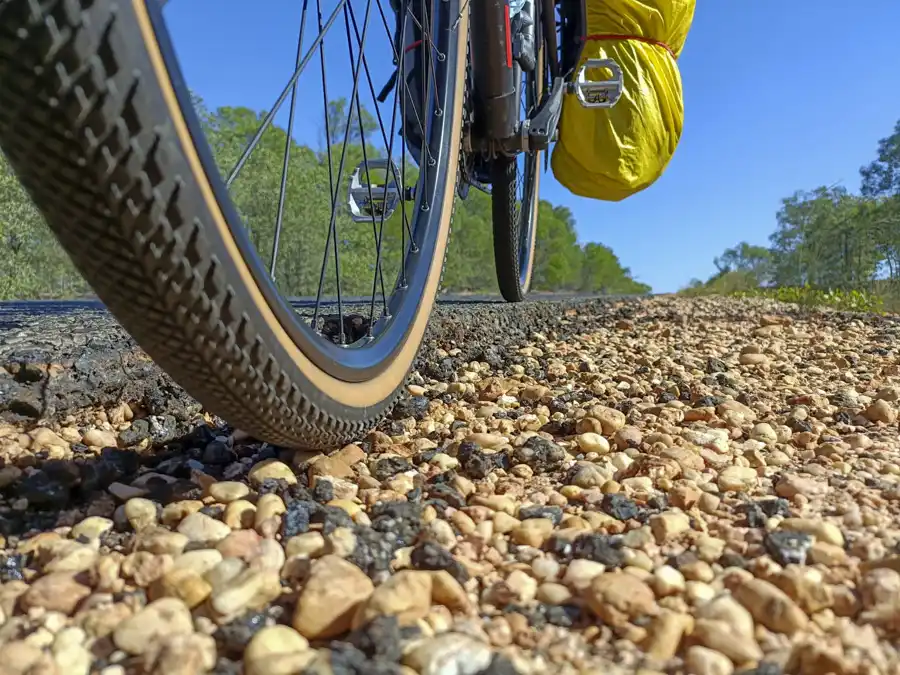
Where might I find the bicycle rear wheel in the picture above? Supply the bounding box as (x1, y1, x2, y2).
(491, 32, 544, 302)
(0, 0, 468, 448)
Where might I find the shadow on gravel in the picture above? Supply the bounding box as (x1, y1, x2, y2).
(0, 418, 242, 541)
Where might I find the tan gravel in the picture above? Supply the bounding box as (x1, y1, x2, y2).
(0, 296, 899, 675)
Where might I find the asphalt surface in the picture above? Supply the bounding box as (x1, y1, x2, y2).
(0, 292, 611, 314)
(0, 294, 645, 427)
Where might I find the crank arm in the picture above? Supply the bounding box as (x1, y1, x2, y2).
(524, 74, 566, 152)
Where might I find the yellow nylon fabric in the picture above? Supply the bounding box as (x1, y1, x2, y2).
(550, 0, 696, 201)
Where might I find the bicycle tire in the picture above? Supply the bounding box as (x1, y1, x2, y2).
(491, 152, 540, 302)
(491, 44, 544, 303)
(0, 0, 469, 449)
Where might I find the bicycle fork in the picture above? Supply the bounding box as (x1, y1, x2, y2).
(469, 0, 520, 143)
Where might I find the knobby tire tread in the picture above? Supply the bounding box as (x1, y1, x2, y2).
(0, 0, 462, 449)
(491, 156, 528, 303)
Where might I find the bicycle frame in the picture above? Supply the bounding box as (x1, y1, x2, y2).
(466, 0, 623, 162)
(468, 0, 517, 142)
(467, 0, 586, 154)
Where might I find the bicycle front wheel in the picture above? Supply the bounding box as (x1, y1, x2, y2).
(0, 0, 469, 448)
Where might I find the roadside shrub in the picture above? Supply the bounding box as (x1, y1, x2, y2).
(729, 284, 885, 313)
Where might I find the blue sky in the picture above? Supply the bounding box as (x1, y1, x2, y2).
(163, 0, 900, 292)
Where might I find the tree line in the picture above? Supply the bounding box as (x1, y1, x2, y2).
(0, 96, 650, 300)
(686, 118, 900, 309)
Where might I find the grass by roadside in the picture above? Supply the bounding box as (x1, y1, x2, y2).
(679, 271, 900, 315)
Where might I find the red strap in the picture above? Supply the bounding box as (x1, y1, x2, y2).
(404, 39, 423, 53)
(582, 33, 676, 59)
(504, 4, 513, 68)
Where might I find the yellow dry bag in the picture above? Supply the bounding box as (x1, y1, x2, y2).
(551, 0, 696, 201)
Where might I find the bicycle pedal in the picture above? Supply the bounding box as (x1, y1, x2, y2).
(569, 58, 624, 108)
(347, 159, 403, 223)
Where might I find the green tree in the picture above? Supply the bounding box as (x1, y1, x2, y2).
(531, 204, 583, 291)
(713, 242, 773, 285)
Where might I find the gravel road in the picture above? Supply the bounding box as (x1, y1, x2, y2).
(0, 295, 899, 675)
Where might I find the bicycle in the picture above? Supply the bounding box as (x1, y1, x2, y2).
(0, 0, 621, 449)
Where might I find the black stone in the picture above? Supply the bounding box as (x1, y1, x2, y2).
(427, 485, 466, 510)
(391, 395, 429, 421)
(150, 414, 179, 443)
(647, 495, 669, 511)
(834, 411, 853, 425)
(370, 501, 423, 547)
(327, 642, 404, 675)
(571, 533, 625, 567)
(118, 418, 151, 446)
(413, 449, 439, 465)
(740, 503, 766, 528)
(517, 504, 563, 526)
(213, 611, 267, 655)
(740, 498, 790, 528)
(79, 448, 140, 493)
(312, 480, 334, 503)
(0, 553, 27, 581)
(202, 440, 235, 465)
(211, 658, 243, 675)
(315, 505, 355, 533)
(344, 615, 404, 661)
(718, 552, 748, 568)
(253, 446, 279, 463)
(503, 602, 581, 629)
(544, 604, 582, 627)
(545, 535, 574, 559)
(457, 441, 504, 479)
(200, 505, 225, 519)
(512, 436, 566, 473)
(410, 541, 454, 570)
(669, 551, 699, 568)
(757, 498, 791, 518)
(348, 526, 400, 577)
(600, 494, 641, 521)
(786, 418, 813, 433)
(372, 457, 413, 481)
(765, 530, 813, 566)
(281, 500, 318, 538)
(15, 470, 71, 509)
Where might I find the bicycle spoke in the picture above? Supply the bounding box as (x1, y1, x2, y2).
(311, 0, 342, 337)
(375, 0, 435, 167)
(270, 0, 310, 280)
(311, 0, 375, 344)
(368, 91, 403, 329)
(399, 3, 411, 288)
(419, 0, 443, 119)
(342, 4, 389, 319)
(415, 3, 432, 212)
(225, 0, 347, 187)
(345, 0, 406, 330)
(347, 0, 416, 251)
